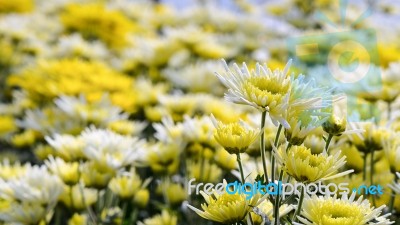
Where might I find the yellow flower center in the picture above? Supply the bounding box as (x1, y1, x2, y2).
(309, 200, 367, 225)
(241, 76, 290, 107)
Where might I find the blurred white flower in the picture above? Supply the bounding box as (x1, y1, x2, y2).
(80, 127, 146, 169)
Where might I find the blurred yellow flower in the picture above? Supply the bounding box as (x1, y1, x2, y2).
(0, 115, 16, 136)
(188, 160, 222, 183)
(133, 189, 150, 208)
(7, 59, 137, 113)
(275, 145, 353, 183)
(188, 191, 260, 224)
(297, 193, 392, 225)
(60, 184, 98, 211)
(61, 3, 135, 49)
(11, 130, 37, 148)
(109, 169, 142, 200)
(0, 0, 33, 13)
(211, 115, 259, 154)
(213, 148, 237, 171)
(100, 207, 123, 225)
(68, 213, 87, 225)
(138, 210, 177, 225)
(147, 143, 180, 175)
(45, 156, 80, 185)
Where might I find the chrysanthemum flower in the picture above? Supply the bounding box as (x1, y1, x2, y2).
(138, 210, 177, 225)
(80, 127, 146, 169)
(216, 59, 292, 124)
(0, 165, 63, 205)
(388, 172, 400, 194)
(146, 142, 181, 175)
(211, 115, 259, 154)
(188, 191, 261, 224)
(188, 159, 222, 183)
(45, 156, 80, 185)
(46, 134, 86, 162)
(382, 132, 400, 173)
(250, 199, 295, 225)
(295, 193, 394, 225)
(0, 165, 63, 224)
(0, 160, 30, 180)
(108, 169, 142, 200)
(275, 145, 353, 183)
(59, 183, 98, 211)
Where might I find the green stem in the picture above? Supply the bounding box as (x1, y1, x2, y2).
(127, 207, 139, 225)
(78, 182, 97, 225)
(237, 153, 245, 184)
(274, 170, 284, 225)
(122, 201, 129, 222)
(199, 148, 205, 182)
(325, 134, 333, 152)
(271, 124, 283, 183)
(389, 175, 399, 213)
(162, 177, 170, 206)
(292, 186, 304, 223)
(363, 153, 368, 181)
(388, 102, 392, 121)
(370, 150, 376, 206)
(260, 111, 270, 183)
(69, 185, 74, 209)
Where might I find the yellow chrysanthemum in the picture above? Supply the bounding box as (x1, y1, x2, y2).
(147, 143, 180, 175)
(216, 59, 292, 123)
(0, 160, 29, 180)
(45, 156, 80, 185)
(133, 189, 150, 208)
(0, 0, 33, 13)
(295, 193, 393, 225)
(108, 169, 142, 200)
(213, 148, 237, 171)
(61, 3, 135, 49)
(250, 199, 294, 225)
(189, 191, 261, 224)
(275, 145, 353, 183)
(68, 213, 87, 225)
(7, 59, 137, 112)
(59, 184, 98, 211)
(100, 207, 122, 225)
(188, 159, 222, 183)
(138, 210, 177, 225)
(211, 115, 259, 154)
(0, 115, 17, 136)
(157, 183, 187, 206)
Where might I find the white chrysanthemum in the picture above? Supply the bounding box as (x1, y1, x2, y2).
(295, 193, 394, 225)
(45, 134, 86, 161)
(0, 165, 63, 205)
(388, 172, 400, 194)
(182, 115, 215, 145)
(45, 156, 80, 185)
(55, 95, 128, 126)
(153, 116, 184, 144)
(53, 33, 109, 60)
(163, 61, 224, 95)
(274, 145, 353, 183)
(80, 127, 146, 169)
(0, 201, 47, 225)
(216, 59, 292, 125)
